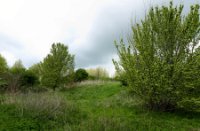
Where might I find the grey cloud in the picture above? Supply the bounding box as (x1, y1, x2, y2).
(74, 0, 199, 69)
(1, 0, 199, 71)
(75, 0, 144, 68)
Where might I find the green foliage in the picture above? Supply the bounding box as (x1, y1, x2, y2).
(74, 68, 88, 82)
(10, 60, 26, 75)
(28, 63, 41, 81)
(179, 47, 200, 110)
(1, 60, 26, 92)
(22, 70, 39, 87)
(41, 43, 74, 90)
(113, 2, 200, 111)
(114, 71, 128, 86)
(0, 54, 8, 74)
(1, 61, 40, 92)
(86, 67, 109, 80)
(0, 54, 8, 90)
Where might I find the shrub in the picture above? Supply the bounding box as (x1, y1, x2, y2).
(113, 2, 200, 111)
(74, 68, 88, 82)
(22, 70, 39, 87)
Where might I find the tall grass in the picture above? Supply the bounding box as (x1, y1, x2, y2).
(0, 92, 83, 130)
(4, 93, 67, 118)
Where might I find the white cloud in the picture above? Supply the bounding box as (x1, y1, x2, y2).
(0, 0, 99, 59)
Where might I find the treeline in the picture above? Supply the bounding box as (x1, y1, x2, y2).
(0, 58, 38, 92)
(0, 43, 110, 92)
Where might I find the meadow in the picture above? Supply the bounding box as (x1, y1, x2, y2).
(0, 81, 200, 131)
(0, 1, 199, 131)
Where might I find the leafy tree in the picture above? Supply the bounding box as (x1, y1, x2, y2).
(41, 43, 74, 90)
(74, 68, 88, 82)
(113, 2, 200, 111)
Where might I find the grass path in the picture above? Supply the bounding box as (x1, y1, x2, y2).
(60, 81, 200, 131)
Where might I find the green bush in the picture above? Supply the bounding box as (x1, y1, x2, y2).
(22, 70, 39, 87)
(113, 2, 200, 111)
(74, 68, 88, 82)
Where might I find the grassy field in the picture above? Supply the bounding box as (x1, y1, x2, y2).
(0, 81, 200, 130)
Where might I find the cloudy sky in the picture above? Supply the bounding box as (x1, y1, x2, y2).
(0, 0, 199, 76)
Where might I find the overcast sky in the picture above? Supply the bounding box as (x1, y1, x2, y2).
(0, 0, 199, 76)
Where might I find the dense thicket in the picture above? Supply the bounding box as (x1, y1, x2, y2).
(113, 2, 200, 111)
(0, 43, 75, 92)
(0, 59, 39, 92)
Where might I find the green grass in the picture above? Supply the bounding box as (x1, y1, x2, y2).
(0, 81, 200, 130)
